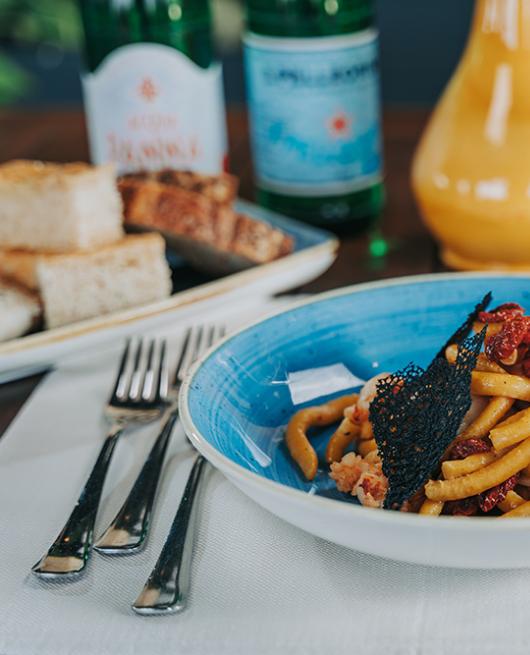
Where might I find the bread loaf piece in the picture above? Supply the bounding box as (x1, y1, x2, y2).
(119, 175, 293, 272)
(0, 160, 124, 253)
(0, 234, 172, 329)
(0, 279, 41, 342)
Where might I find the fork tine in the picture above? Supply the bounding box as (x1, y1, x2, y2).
(140, 339, 157, 401)
(192, 324, 206, 358)
(194, 325, 209, 359)
(134, 337, 144, 369)
(206, 325, 216, 349)
(206, 325, 225, 351)
(154, 340, 169, 402)
(127, 338, 146, 401)
(190, 324, 219, 365)
(179, 326, 204, 377)
(110, 339, 134, 402)
(173, 325, 224, 386)
(173, 328, 193, 386)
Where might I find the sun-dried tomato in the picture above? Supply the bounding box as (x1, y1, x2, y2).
(478, 475, 518, 512)
(485, 317, 530, 362)
(449, 437, 491, 460)
(478, 302, 525, 323)
(446, 497, 479, 516)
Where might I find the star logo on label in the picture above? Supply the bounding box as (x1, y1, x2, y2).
(139, 77, 158, 102)
(328, 111, 352, 138)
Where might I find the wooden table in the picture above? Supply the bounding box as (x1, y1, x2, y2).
(0, 108, 438, 438)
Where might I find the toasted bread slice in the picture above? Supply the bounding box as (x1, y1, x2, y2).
(0, 234, 172, 329)
(0, 278, 41, 342)
(0, 160, 124, 253)
(121, 169, 238, 205)
(119, 176, 293, 273)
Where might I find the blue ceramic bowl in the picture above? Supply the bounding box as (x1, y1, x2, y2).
(180, 274, 530, 568)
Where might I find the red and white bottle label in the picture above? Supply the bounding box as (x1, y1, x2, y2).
(82, 43, 227, 174)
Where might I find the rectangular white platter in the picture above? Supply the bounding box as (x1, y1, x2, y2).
(0, 200, 337, 383)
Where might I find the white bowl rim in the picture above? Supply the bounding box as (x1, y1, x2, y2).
(179, 271, 530, 532)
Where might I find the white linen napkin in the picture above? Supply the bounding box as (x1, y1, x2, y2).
(1, 296, 529, 655)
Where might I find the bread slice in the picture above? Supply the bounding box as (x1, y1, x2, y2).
(119, 176, 293, 274)
(0, 160, 124, 253)
(0, 234, 172, 329)
(121, 169, 238, 205)
(0, 278, 41, 342)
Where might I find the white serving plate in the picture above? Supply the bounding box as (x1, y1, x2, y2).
(0, 200, 337, 383)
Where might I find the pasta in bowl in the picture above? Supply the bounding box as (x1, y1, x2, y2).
(287, 331, 530, 517)
(180, 274, 530, 568)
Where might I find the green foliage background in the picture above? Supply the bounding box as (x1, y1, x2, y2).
(0, 0, 81, 103)
(0, 0, 243, 105)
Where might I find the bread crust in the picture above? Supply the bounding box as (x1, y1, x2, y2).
(120, 168, 238, 205)
(0, 159, 115, 188)
(0, 250, 40, 291)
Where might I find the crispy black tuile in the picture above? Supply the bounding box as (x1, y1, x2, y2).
(370, 330, 485, 510)
(435, 291, 491, 360)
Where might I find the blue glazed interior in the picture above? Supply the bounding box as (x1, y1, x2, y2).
(186, 276, 530, 501)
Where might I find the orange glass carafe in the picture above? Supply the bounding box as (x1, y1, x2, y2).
(412, 0, 530, 270)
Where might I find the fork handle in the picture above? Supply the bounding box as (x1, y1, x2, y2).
(31, 425, 122, 579)
(132, 454, 207, 615)
(95, 408, 177, 554)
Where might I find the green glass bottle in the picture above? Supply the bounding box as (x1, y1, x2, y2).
(79, 0, 227, 173)
(243, 0, 384, 234)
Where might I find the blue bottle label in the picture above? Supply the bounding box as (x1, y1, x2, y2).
(243, 30, 382, 197)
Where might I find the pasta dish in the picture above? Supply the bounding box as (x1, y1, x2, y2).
(285, 300, 530, 517)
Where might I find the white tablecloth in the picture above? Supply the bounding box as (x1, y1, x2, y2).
(1, 297, 528, 655)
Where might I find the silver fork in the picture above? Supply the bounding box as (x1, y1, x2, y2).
(95, 325, 222, 557)
(131, 325, 223, 615)
(31, 338, 168, 580)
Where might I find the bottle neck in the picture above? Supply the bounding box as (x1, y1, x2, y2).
(80, 0, 213, 70)
(245, 0, 374, 38)
(465, 0, 530, 61)
(457, 0, 530, 108)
